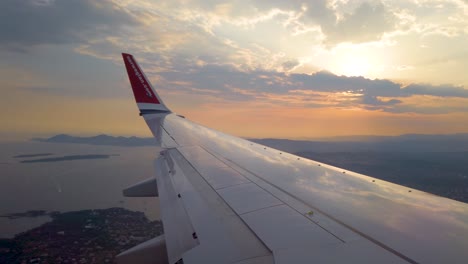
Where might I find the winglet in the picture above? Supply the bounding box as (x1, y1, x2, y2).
(122, 53, 170, 114)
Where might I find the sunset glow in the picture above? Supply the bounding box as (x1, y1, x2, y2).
(1, 0, 468, 140)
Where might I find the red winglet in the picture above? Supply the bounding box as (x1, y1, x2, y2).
(122, 53, 170, 115)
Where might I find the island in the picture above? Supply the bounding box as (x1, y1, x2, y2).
(0, 208, 163, 263)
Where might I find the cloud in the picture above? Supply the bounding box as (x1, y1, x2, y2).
(325, 2, 397, 44)
(191, 0, 398, 44)
(281, 60, 300, 71)
(154, 64, 468, 114)
(362, 95, 402, 106)
(403, 84, 468, 98)
(0, 0, 139, 51)
(2, 0, 466, 116)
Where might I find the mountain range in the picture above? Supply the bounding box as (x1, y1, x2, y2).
(33, 133, 468, 152)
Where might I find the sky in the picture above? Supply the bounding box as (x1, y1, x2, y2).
(1, 0, 468, 140)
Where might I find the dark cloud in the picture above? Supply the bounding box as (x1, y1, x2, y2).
(327, 2, 396, 44)
(290, 71, 403, 97)
(174, 1, 396, 45)
(289, 71, 468, 102)
(302, 0, 336, 32)
(403, 84, 468, 98)
(249, 0, 396, 44)
(154, 64, 468, 113)
(361, 95, 402, 111)
(362, 95, 401, 106)
(0, 0, 139, 51)
(281, 60, 300, 71)
(302, 1, 396, 44)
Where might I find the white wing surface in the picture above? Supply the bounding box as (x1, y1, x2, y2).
(118, 53, 468, 264)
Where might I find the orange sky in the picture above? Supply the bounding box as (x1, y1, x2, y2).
(3, 85, 468, 141)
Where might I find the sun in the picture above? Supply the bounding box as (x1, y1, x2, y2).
(335, 55, 371, 77)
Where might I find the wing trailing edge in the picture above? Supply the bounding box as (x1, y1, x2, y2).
(116, 235, 168, 264)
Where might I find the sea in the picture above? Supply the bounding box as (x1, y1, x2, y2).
(0, 141, 161, 238)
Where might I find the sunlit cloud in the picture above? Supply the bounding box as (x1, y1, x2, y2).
(148, 66, 468, 114)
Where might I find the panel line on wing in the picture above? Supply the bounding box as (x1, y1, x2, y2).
(154, 153, 199, 264)
(161, 125, 178, 145)
(197, 146, 347, 236)
(238, 204, 284, 216)
(214, 152, 419, 264)
(214, 181, 252, 191)
(205, 150, 350, 243)
(165, 148, 274, 263)
(176, 146, 352, 261)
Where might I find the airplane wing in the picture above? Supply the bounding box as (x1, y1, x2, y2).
(117, 53, 468, 264)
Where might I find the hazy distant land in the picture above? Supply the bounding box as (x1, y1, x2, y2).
(34, 133, 468, 152)
(0, 210, 58, 220)
(33, 134, 157, 147)
(13, 153, 53, 158)
(253, 134, 468, 153)
(297, 151, 468, 203)
(19, 154, 115, 163)
(30, 134, 468, 203)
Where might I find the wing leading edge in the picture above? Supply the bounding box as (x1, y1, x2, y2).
(119, 53, 468, 264)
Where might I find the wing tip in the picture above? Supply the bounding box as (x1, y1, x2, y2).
(122, 52, 171, 114)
